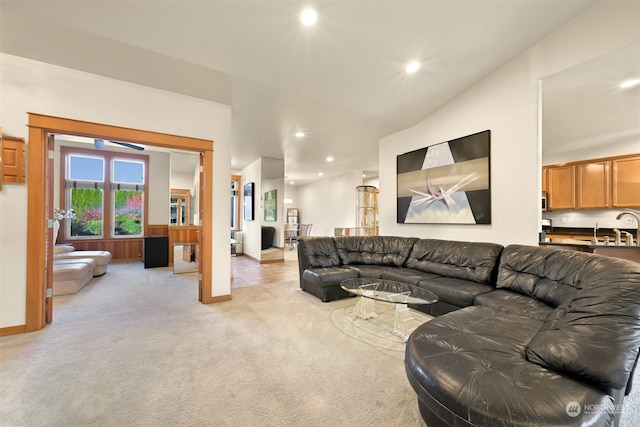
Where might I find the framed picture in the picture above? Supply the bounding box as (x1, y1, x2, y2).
(397, 130, 491, 224)
(243, 182, 254, 221)
(264, 189, 277, 221)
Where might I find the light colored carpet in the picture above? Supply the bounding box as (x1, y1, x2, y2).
(1, 262, 639, 426)
(0, 262, 425, 427)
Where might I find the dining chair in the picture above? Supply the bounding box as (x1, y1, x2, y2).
(284, 223, 300, 250)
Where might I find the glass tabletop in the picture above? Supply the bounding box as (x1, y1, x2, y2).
(340, 278, 438, 305)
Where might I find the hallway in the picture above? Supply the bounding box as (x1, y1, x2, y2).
(231, 249, 299, 288)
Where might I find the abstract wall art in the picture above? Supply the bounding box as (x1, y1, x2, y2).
(264, 189, 277, 221)
(397, 130, 491, 224)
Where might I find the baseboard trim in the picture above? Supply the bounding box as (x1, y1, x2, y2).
(260, 259, 284, 264)
(0, 324, 27, 337)
(203, 294, 232, 304)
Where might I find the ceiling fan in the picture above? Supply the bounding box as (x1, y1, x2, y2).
(94, 138, 145, 151)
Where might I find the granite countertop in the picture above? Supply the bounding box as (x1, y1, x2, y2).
(541, 238, 640, 249)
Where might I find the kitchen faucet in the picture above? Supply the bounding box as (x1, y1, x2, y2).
(616, 211, 639, 246)
(623, 232, 635, 246)
(613, 229, 622, 246)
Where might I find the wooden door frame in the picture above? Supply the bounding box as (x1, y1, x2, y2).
(25, 113, 214, 332)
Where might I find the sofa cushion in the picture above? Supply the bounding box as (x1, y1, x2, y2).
(380, 267, 440, 286)
(496, 245, 581, 308)
(53, 245, 75, 255)
(404, 239, 503, 284)
(54, 250, 112, 276)
(302, 267, 358, 288)
(335, 236, 418, 267)
(299, 237, 341, 268)
(525, 248, 640, 393)
(53, 262, 93, 296)
(344, 265, 393, 279)
(405, 306, 614, 426)
(474, 289, 553, 321)
(418, 277, 493, 307)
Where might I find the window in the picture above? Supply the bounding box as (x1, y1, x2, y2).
(231, 175, 241, 230)
(62, 147, 147, 240)
(170, 189, 190, 226)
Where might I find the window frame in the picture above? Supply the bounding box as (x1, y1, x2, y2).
(170, 188, 191, 226)
(231, 175, 241, 231)
(60, 146, 149, 241)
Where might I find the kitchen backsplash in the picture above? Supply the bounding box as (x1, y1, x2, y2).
(543, 209, 639, 229)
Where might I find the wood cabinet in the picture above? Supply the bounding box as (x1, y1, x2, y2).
(0, 131, 3, 190)
(544, 154, 639, 210)
(612, 156, 640, 208)
(547, 165, 575, 210)
(1, 135, 26, 184)
(576, 161, 610, 209)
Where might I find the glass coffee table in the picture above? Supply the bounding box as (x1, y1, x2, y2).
(340, 278, 438, 341)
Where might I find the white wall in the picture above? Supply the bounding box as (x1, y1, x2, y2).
(543, 140, 639, 165)
(378, 0, 640, 246)
(0, 53, 232, 328)
(171, 173, 195, 195)
(295, 171, 364, 237)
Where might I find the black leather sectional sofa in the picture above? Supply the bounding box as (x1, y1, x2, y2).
(296, 236, 640, 427)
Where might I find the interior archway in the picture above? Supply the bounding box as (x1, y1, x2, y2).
(25, 113, 214, 331)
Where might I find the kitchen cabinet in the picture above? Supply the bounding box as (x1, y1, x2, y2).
(612, 156, 640, 208)
(547, 165, 575, 210)
(0, 130, 3, 191)
(544, 154, 640, 211)
(576, 161, 610, 209)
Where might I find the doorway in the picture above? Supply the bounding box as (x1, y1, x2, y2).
(25, 113, 215, 332)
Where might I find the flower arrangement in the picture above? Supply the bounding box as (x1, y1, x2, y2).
(54, 208, 76, 220)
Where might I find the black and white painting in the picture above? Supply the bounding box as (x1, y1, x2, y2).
(397, 130, 491, 224)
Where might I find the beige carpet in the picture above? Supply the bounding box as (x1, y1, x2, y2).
(1, 262, 639, 426)
(0, 262, 425, 426)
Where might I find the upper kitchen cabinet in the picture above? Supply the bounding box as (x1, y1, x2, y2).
(544, 154, 640, 211)
(612, 155, 640, 208)
(547, 165, 575, 210)
(576, 161, 610, 209)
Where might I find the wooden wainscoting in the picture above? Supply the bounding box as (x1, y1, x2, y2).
(66, 238, 144, 262)
(146, 224, 169, 236)
(168, 226, 199, 266)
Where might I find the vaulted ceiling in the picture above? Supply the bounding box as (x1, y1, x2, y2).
(0, 0, 595, 185)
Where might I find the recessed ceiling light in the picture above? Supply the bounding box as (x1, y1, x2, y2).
(290, 181, 295, 185)
(405, 60, 420, 74)
(326, 156, 334, 162)
(318, 172, 323, 176)
(300, 8, 317, 26)
(620, 79, 640, 89)
(295, 131, 305, 138)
